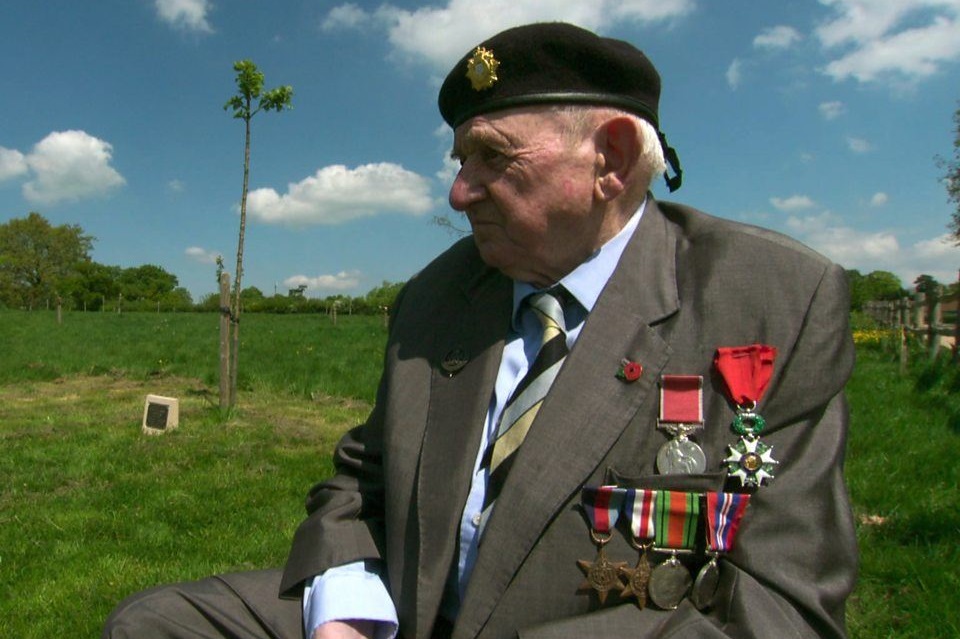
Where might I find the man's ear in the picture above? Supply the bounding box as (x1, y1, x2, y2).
(593, 116, 640, 201)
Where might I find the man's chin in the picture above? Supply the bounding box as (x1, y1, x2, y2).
(473, 240, 514, 272)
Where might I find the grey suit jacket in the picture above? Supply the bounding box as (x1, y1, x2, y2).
(282, 198, 857, 639)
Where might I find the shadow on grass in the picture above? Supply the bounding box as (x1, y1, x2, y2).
(869, 509, 960, 546)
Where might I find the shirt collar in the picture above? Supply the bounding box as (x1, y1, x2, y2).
(511, 198, 646, 327)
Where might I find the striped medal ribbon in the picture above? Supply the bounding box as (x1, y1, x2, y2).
(577, 486, 627, 604)
(620, 488, 657, 607)
(692, 492, 752, 610)
(648, 490, 699, 609)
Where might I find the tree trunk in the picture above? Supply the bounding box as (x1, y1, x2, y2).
(219, 272, 232, 412)
(228, 107, 253, 408)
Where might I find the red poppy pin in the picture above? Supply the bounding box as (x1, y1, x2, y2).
(617, 359, 643, 382)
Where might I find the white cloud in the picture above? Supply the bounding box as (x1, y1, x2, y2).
(726, 58, 743, 89)
(816, 0, 960, 85)
(322, 3, 370, 31)
(785, 212, 960, 285)
(0, 147, 28, 181)
(818, 100, 846, 120)
(155, 0, 213, 34)
(185, 246, 221, 264)
(754, 25, 802, 49)
(771, 194, 817, 212)
(247, 163, 433, 225)
(323, 0, 695, 69)
(787, 212, 900, 262)
(22, 130, 125, 205)
(870, 192, 889, 207)
(168, 179, 184, 192)
(846, 136, 873, 153)
(898, 234, 960, 284)
(284, 271, 362, 292)
(912, 233, 959, 257)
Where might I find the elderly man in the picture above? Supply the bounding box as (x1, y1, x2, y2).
(104, 22, 857, 639)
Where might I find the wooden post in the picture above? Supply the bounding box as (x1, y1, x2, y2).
(56, 295, 63, 325)
(930, 287, 943, 360)
(900, 325, 908, 375)
(899, 297, 909, 375)
(954, 269, 960, 363)
(219, 272, 232, 412)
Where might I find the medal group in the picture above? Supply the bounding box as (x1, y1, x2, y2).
(578, 487, 750, 610)
(578, 344, 777, 610)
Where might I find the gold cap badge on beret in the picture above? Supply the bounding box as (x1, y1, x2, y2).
(465, 46, 499, 91)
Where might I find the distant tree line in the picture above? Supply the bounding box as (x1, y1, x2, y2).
(847, 268, 959, 313)
(195, 280, 404, 316)
(0, 212, 404, 314)
(0, 212, 189, 311)
(846, 269, 906, 311)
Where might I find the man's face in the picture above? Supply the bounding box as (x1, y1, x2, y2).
(448, 108, 605, 287)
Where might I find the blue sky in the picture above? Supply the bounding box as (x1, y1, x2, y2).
(2, 0, 959, 301)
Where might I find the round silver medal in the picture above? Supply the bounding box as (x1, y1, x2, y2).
(656, 437, 707, 475)
(648, 556, 692, 610)
(690, 559, 720, 610)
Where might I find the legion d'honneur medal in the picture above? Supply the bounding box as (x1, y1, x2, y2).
(577, 486, 627, 604)
(656, 375, 706, 474)
(619, 488, 656, 608)
(690, 491, 751, 610)
(647, 490, 699, 609)
(715, 345, 779, 487)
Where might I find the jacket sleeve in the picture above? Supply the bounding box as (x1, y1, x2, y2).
(279, 287, 409, 597)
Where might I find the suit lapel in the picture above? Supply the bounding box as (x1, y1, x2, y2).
(455, 199, 681, 637)
(412, 265, 512, 637)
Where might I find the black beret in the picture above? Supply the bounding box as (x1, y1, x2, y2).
(439, 22, 662, 130)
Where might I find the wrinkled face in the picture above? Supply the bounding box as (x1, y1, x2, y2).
(448, 108, 605, 286)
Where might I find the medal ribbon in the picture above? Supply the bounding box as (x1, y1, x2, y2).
(624, 488, 657, 540)
(581, 486, 626, 534)
(654, 490, 699, 550)
(713, 345, 777, 407)
(659, 375, 703, 423)
(705, 492, 751, 553)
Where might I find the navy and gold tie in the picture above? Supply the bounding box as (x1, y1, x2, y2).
(480, 289, 569, 531)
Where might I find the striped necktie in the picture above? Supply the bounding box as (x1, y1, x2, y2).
(480, 289, 569, 531)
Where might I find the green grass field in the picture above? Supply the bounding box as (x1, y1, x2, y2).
(1, 311, 958, 638)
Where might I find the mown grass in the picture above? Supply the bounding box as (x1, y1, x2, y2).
(1, 310, 959, 637)
(845, 339, 960, 638)
(0, 310, 386, 402)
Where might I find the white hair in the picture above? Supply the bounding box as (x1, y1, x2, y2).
(551, 105, 667, 190)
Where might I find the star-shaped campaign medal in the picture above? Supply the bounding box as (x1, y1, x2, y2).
(619, 553, 651, 608)
(724, 436, 778, 487)
(577, 548, 627, 604)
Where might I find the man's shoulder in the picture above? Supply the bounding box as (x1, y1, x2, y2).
(654, 198, 834, 268)
(406, 236, 489, 287)
(396, 236, 506, 308)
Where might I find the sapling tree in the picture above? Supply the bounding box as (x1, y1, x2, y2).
(223, 59, 292, 408)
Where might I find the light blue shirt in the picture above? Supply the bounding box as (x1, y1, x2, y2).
(303, 203, 645, 639)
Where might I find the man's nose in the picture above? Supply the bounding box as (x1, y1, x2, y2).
(449, 164, 485, 211)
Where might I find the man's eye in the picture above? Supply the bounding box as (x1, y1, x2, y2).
(481, 148, 506, 163)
